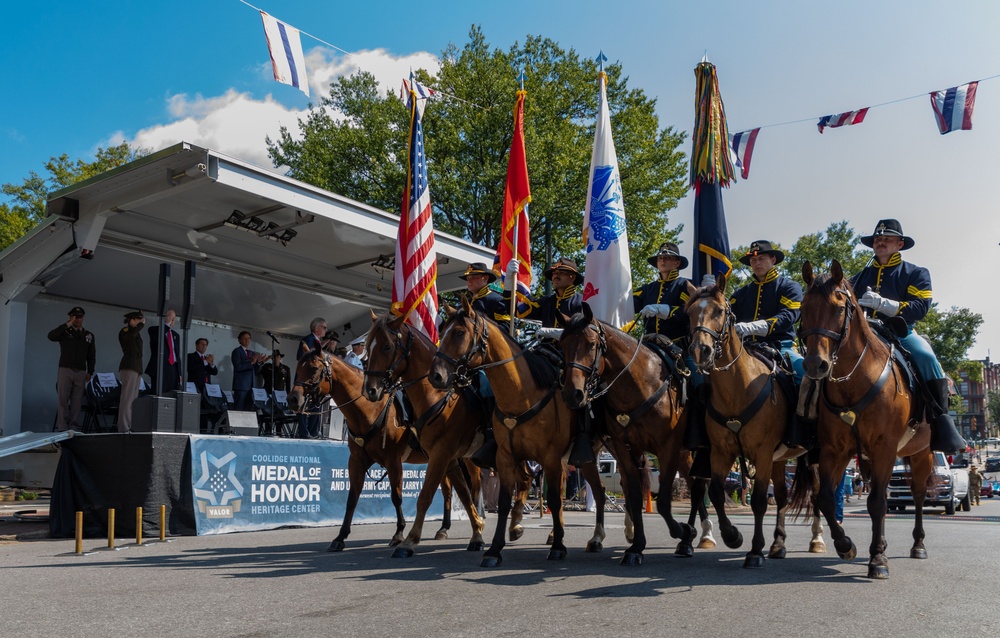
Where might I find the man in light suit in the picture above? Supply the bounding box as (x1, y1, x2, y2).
(231, 331, 265, 411)
(146, 309, 182, 395)
(187, 338, 218, 393)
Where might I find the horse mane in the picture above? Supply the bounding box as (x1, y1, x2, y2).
(452, 307, 560, 389)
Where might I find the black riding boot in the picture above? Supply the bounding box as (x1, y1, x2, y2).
(682, 384, 710, 450)
(927, 378, 966, 454)
(470, 428, 498, 470)
(784, 413, 817, 449)
(569, 407, 597, 466)
(689, 449, 712, 479)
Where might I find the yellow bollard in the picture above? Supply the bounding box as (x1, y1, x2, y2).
(159, 505, 166, 541)
(135, 507, 143, 546)
(645, 489, 654, 514)
(75, 511, 83, 555)
(107, 508, 115, 549)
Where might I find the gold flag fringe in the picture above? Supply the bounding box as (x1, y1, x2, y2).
(691, 62, 736, 187)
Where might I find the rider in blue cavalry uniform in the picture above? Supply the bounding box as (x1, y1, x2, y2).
(461, 262, 510, 469)
(850, 219, 965, 454)
(632, 242, 709, 450)
(730, 240, 812, 449)
(503, 257, 591, 464)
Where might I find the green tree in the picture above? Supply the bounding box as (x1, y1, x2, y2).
(915, 305, 984, 379)
(1, 142, 148, 251)
(267, 26, 688, 289)
(781, 221, 872, 287)
(987, 390, 1000, 437)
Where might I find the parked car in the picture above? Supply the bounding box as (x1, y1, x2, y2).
(596, 453, 661, 495)
(886, 451, 970, 514)
(982, 483, 994, 499)
(985, 457, 1000, 473)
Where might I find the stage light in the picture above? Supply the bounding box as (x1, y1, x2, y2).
(370, 254, 395, 275)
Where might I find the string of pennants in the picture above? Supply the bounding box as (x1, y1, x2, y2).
(250, 3, 998, 185)
(730, 79, 992, 180)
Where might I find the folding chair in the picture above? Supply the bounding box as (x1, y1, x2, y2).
(269, 391, 298, 438)
(201, 384, 229, 434)
(84, 373, 121, 433)
(251, 388, 270, 436)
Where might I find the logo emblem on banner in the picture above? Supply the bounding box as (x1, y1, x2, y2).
(193, 450, 244, 518)
(586, 165, 625, 253)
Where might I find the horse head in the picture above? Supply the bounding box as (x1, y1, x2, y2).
(799, 259, 858, 381)
(430, 295, 487, 390)
(684, 272, 734, 372)
(363, 310, 412, 402)
(559, 303, 605, 409)
(289, 347, 331, 413)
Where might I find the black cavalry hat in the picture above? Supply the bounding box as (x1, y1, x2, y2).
(647, 241, 689, 270)
(458, 262, 498, 283)
(860, 218, 915, 250)
(68, 306, 86, 317)
(123, 310, 144, 322)
(738, 240, 785, 266)
(543, 258, 584, 286)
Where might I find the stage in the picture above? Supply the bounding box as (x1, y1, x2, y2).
(50, 433, 450, 538)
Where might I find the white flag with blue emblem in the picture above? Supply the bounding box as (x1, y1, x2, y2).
(582, 71, 632, 327)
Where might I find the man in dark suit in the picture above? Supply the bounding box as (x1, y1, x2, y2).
(187, 338, 218, 393)
(231, 331, 265, 410)
(145, 309, 182, 395)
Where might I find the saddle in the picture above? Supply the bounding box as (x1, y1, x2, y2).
(640, 333, 690, 405)
(744, 341, 797, 427)
(393, 390, 423, 452)
(866, 318, 922, 418)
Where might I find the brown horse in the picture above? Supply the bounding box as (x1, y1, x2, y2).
(288, 349, 466, 552)
(429, 296, 608, 567)
(558, 304, 707, 565)
(362, 310, 528, 557)
(685, 275, 812, 568)
(796, 260, 933, 578)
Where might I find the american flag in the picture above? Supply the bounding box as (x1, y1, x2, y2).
(930, 81, 978, 135)
(393, 75, 439, 342)
(817, 108, 869, 133)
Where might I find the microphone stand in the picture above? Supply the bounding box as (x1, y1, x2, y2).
(267, 332, 279, 436)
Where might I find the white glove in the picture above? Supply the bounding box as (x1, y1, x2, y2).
(536, 327, 564, 340)
(734, 320, 769, 338)
(505, 259, 519, 292)
(858, 289, 901, 317)
(639, 304, 672, 319)
(700, 274, 717, 288)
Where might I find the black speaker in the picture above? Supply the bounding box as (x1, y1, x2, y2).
(132, 395, 177, 432)
(171, 391, 201, 434)
(157, 263, 171, 317)
(181, 261, 195, 330)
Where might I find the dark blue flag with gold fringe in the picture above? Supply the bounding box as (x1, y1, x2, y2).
(690, 60, 734, 284)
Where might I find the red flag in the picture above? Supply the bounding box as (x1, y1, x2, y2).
(392, 76, 438, 342)
(493, 89, 532, 299)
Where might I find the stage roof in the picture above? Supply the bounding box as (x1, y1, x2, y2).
(4, 141, 492, 335)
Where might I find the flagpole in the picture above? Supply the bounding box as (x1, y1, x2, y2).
(508, 70, 527, 337)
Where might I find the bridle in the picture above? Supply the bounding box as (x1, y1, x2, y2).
(433, 310, 529, 387)
(690, 294, 743, 372)
(363, 325, 414, 397)
(291, 349, 364, 414)
(799, 285, 868, 383)
(563, 321, 607, 401)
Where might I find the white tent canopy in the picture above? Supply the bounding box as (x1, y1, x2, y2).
(0, 142, 493, 433)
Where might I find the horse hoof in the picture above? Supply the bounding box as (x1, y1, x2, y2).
(910, 547, 928, 560)
(547, 548, 567, 561)
(467, 540, 485, 552)
(697, 538, 717, 550)
(509, 526, 524, 542)
(809, 540, 827, 554)
(674, 543, 694, 558)
(481, 554, 502, 568)
(434, 531, 448, 541)
(767, 547, 786, 560)
(867, 564, 889, 579)
(722, 528, 743, 549)
(837, 540, 857, 561)
(546, 531, 555, 546)
(585, 541, 603, 553)
(619, 552, 643, 566)
(326, 540, 346, 552)
(391, 547, 414, 559)
(743, 554, 765, 569)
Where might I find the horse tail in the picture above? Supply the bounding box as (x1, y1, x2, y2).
(788, 454, 815, 520)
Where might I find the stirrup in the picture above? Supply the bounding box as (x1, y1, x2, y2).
(568, 433, 596, 466)
(470, 439, 498, 470)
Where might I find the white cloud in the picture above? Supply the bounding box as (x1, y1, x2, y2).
(113, 48, 441, 174)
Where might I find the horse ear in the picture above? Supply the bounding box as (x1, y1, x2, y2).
(461, 295, 474, 314)
(370, 309, 378, 324)
(582, 302, 593, 322)
(802, 261, 814, 287)
(716, 272, 727, 294)
(686, 281, 698, 298)
(831, 259, 844, 284)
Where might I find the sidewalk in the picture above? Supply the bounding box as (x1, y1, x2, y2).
(0, 498, 51, 541)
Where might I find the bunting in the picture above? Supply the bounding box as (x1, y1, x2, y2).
(259, 11, 309, 97)
(817, 108, 869, 133)
(729, 128, 760, 180)
(930, 81, 978, 134)
(392, 74, 439, 343)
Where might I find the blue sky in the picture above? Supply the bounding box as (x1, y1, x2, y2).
(5, 1, 999, 358)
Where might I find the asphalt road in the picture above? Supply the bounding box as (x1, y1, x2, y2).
(2, 496, 998, 638)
